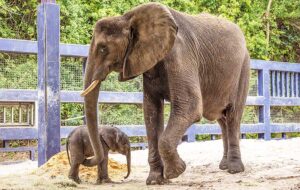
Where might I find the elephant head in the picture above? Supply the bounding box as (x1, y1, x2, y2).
(81, 3, 177, 167)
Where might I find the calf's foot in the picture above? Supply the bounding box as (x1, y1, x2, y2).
(68, 175, 81, 184)
(96, 177, 113, 184)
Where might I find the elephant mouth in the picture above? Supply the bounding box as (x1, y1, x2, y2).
(80, 80, 100, 97)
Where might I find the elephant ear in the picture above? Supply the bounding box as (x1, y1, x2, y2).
(121, 3, 178, 79)
(101, 130, 117, 151)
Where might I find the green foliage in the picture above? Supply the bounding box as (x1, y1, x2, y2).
(0, 0, 37, 40)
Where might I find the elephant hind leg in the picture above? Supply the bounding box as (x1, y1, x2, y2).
(218, 117, 228, 170)
(224, 104, 245, 174)
(68, 163, 81, 184)
(225, 55, 249, 174)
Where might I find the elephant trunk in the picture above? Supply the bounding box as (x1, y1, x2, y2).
(81, 56, 104, 167)
(124, 148, 131, 179)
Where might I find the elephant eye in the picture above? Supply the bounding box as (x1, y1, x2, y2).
(98, 45, 107, 54)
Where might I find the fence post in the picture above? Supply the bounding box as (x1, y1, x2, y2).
(258, 69, 271, 140)
(186, 124, 196, 142)
(37, 0, 61, 166)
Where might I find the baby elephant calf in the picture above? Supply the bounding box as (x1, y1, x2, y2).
(66, 126, 131, 184)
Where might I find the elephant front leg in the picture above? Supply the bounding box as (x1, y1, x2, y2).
(144, 91, 166, 185)
(96, 150, 112, 184)
(159, 92, 202, 179)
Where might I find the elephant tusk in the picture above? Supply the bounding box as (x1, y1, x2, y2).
(80, 80, 100, 97)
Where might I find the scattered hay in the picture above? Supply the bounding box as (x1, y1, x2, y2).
(34, 151, 127, 183)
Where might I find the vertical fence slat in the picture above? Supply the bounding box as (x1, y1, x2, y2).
(276, 71, 280, 97)
(11, 107, 14, 123)
(286, 72, 290, 97)
(258, 70, 264, 96)
(281, 71, 285, 97)
(31, 104, 34, 126)
(3, 107, 6, 123)
(271, 71, 276, 96)
(296, 73, 299, 97)
(262, 69, 271, 140)
(26, 105, 30, 125)
(291, 72, 294, 97)
(286, 72, 289, 97)
(18, 104, 22, 123)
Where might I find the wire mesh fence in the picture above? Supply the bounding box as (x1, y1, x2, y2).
(60, 103, 84, 126)
(61, 103, 145, 126)
(0, 53, 37, 89)
(1, 53, 257, 94)
(248, 69, 258, 96)
(60, 57, 143, 92)
(60, 57, 84, 91)
(242, 106, 260, 124)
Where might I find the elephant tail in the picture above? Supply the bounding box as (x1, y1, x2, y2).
(233, 52, 250, 117)
(66, 133, 72, 166)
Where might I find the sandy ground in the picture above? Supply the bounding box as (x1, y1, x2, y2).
(0, 138, 300, 190)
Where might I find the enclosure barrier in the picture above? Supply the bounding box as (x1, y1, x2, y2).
(0, 1, 300, 165)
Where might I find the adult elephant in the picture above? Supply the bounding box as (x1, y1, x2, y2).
(81, 2, 250, 185)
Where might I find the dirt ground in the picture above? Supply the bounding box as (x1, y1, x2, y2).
(1, 138, 300, 190)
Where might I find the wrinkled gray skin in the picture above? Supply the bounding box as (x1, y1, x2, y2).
(82, 2, 250, 185)
(66, 126, 131, 184)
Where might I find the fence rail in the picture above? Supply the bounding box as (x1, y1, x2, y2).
(0, 2, 300, 164)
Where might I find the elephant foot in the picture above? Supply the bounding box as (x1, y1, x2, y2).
(68, 175, 81, 184)
(227, 159, 244, 174)
(146, 168, 170, 185)
(219, 156, 228, 170)
(163, 155, 186, 179)
(96, 177, 113, 184)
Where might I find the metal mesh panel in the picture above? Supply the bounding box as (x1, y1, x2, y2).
(0, 53, 37, 89)
(60, 57, 84, 90)
(60, 57, 143, 92)
(101, 73, 143, 92)
(98, 104, 144, 125)
(271, 106, 300, 123)
(242, 106, 259, 124)
(61, 103, 84, 126)
(248, 70, 258, 96)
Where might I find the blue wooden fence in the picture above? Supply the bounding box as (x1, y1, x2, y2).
(0, 1, 300, 165)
